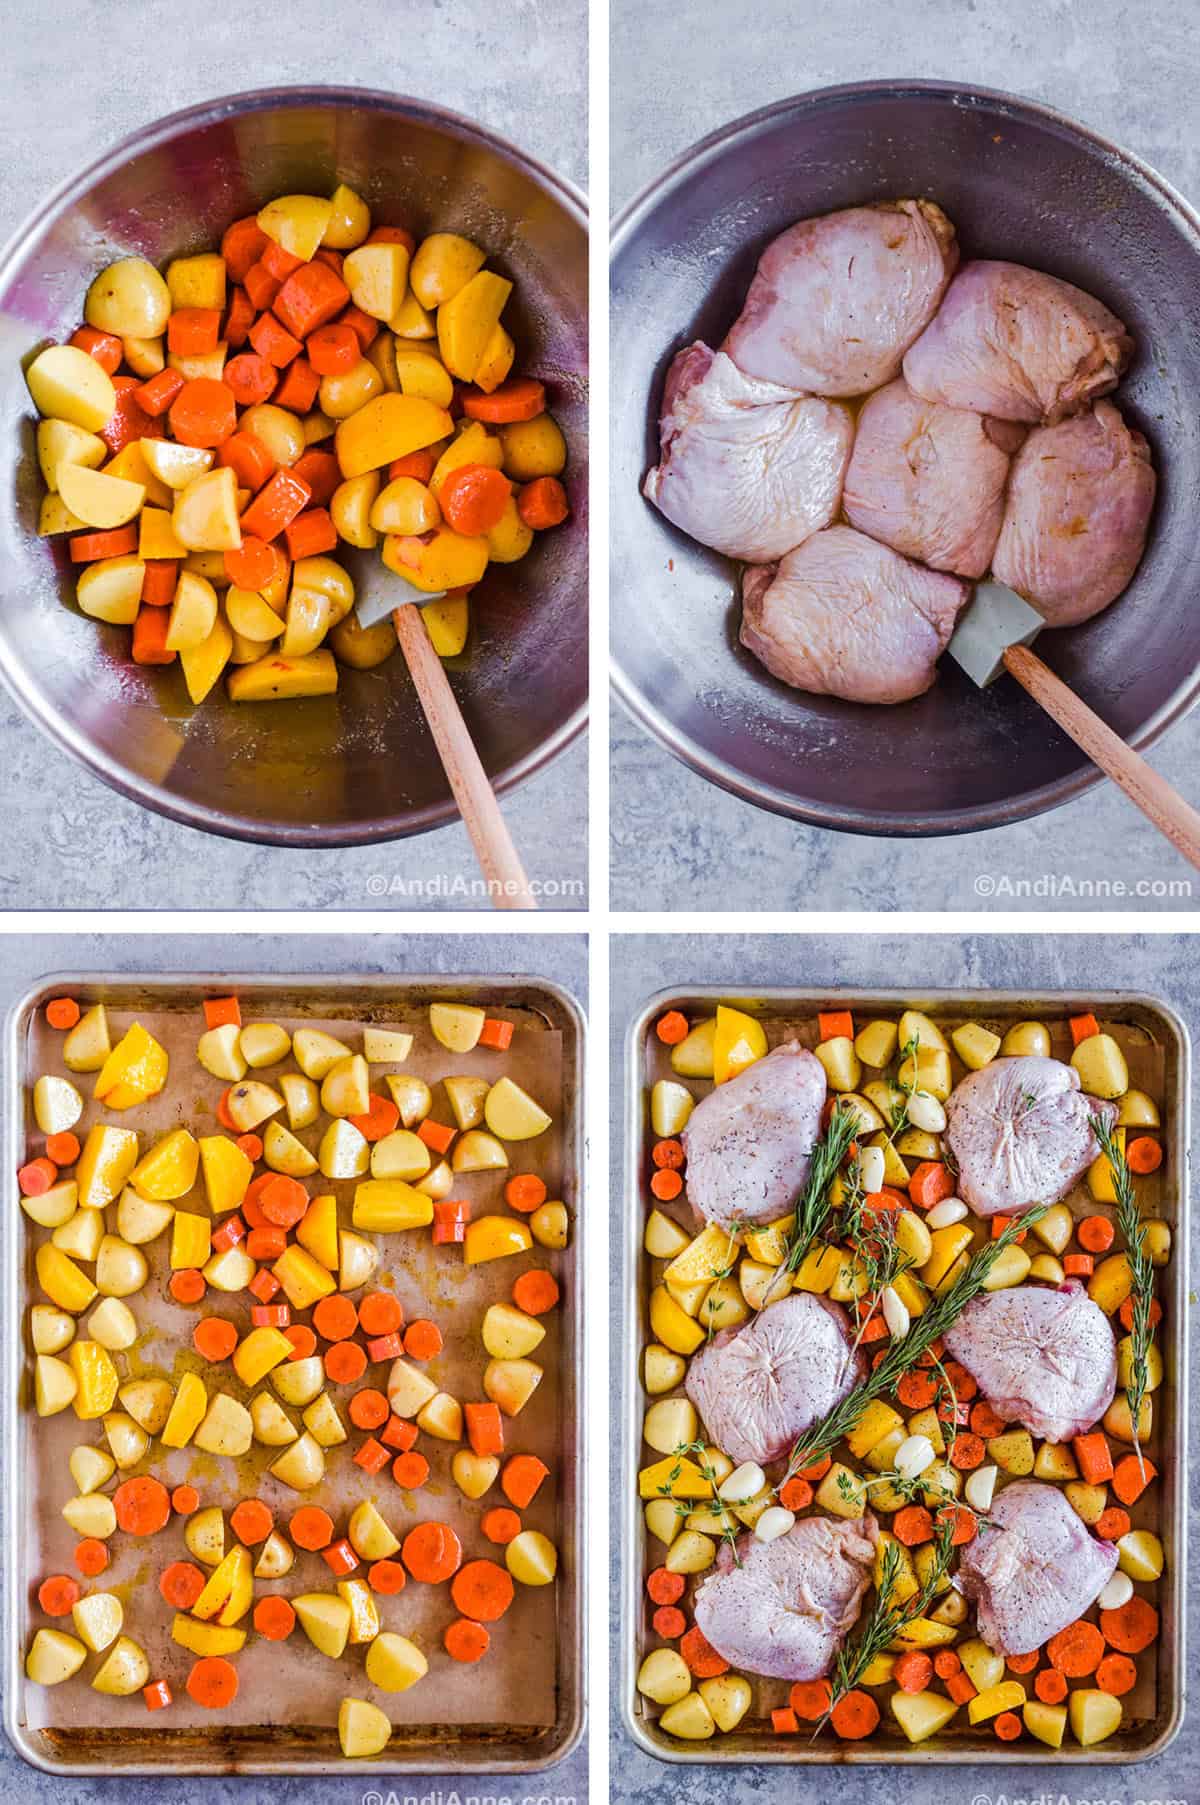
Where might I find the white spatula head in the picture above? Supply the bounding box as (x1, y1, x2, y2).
(948, 580, 1046, 688)
(354, 569, 447, 630)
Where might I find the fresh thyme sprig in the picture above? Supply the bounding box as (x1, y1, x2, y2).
(820, 1513, 958, 1728)
(665, 1440, 743, 1566)
(778, 1207, 1045, 1489)
(774, 1100, 861, 1285)
(1092, 1113, 1155, 1477)
(884, 1034, 922, 1143)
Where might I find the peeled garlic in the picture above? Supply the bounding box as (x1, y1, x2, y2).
(858, 1145, 886, 1194)
(1097, 1570, 1133, 1611)
(881, 1285, 910, 1339)
(906, 1090, 947, 1133)
(718, 1461, 765, 1505)
(754, 1506, 796, 1544)
(894, 1434, 935, 1481)
(926, 1196, 968, 1229)
(965, 1464, 998, 1513)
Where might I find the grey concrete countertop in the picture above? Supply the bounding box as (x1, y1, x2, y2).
(610, 929, 1195, 1802)
(0, 0, 587, 913)
(0, 930, 587, 1802)
(610, 0, 1200, 913)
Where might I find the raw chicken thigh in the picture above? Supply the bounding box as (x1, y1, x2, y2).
(740, 525, 969, 704)
(955, 1481, 1119, 1656)
(943, 1280, 1117, 1443)
(686, 1293, 865, 1467)
(682, 1042, 827, 1230)
(842, 378, 1026, 578)
(903, 260, 1132, 425)
(643, 343, 854, 561)
(695, 1514, 877, 1680)
(944, 1054, 1116, 1217)
(724, 201, 958, 397)
(992, 400, 1156, 626)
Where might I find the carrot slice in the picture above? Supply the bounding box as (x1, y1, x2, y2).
(517, 476, 569, 530)
(1100, 1596, 1159, 1653)
(1096, 1652, 1138, 1696)
(1005, 1651, 1038, 1674)
(504, 1173, 548, 1214)
(461, 377, 545, 424)
(252, 1594, 296, 1641)
(1078, 1215, 1116, 1253)
(259, 1174, 309, 1228)
(679, 1625, 728, 1678)
(347, 1094, 400, 1143)
(74, 1539, 109, 1576)
(289, 1506, 334, 1551)
(1126, 1136, 1162, 1174)
(357, 1291, 404, 1337)
(402, 1521, 462, 1584)
(654, 1010, 689, 1045)
(1096, 1506, 1132, 1542)
(937, 1504, 977, 1547)
(778, 1475, 813, 1511)
(325, 1340, 367, 1384)
(949, 1432, 986, 1471)
(284, 1323, 317, 1361)
(169, 378, 236, 449)
(646, 1567, 685, 1606)
(896, 1372, 938, 1410)
(970, 1399, 1008, 1438)
(114, 1476, 170, 1537)
(649, 1168, 683, 1201)
(450, 1558, 514, 1623)
(830, 1688, 880, 1739)
(45, 998, 82, 1029)
(512, 1269, 560, 1316)
(993, 1711, 1023, 1741)
(391, 1451, 430, 1490)
(45, 1132, 81, 1166)
(1112, 1453, 1156, 1505)
(894, 1650, 934, 1693)
(444, 1617, 490, 1662)
(159, 1561, 206, 1609)
(348, 1387, 390, 1430)
(37, 1574, 81, 1616)
(171, 1485, 200, 1516)
(651, 1138, 685, 1170)
(772, 1707, 799, 1735)
(501, 1454, 549, 1510)
(893, 1505, 935, 1546)
(230, 1500, 273, 1545)
(481, 1507, 522, 1546)
(1073, 1431, 1114, 1486)
(368, 1558, 407, 1595)
(1034, 1668, 1068, 1703)
(403, 1319, 443, 1361)
(1046, 1620, 1106, 1677)
(788, 1678, 832, 1720)
(187, 1656, 238, 1709)
(1070, 1012, 1100, 1045)
(312, 1293, 359, 1342)
(193, 1317, 238, 1363)
(908, 1162, 955, 1209)
(933, 1650, 961, 1679)
(439, 464, 511, 536)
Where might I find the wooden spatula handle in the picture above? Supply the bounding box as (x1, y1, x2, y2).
(392, 603, 537, 910)
(1004, 644, 1200, 872)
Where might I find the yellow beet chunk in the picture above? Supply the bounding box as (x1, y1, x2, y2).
(335, 394, 453, 480)
(130, 1128, 199, 1201)
(257, 195, 333, 262)
(463, 1214, 533, 1264)
(227, 650, 338, 701)
(438, 271, 512, 382)
(95, 1022, 168, 1108)
(382, 526, 488, 594)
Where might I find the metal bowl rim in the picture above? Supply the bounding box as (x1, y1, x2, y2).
(0, 84, 588, 849)
(609, 77, 1200, 837)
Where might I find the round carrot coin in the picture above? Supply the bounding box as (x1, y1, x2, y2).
(444, 1617, 490, 1663)
(450, 1559, 514, 1623)
(402, 1521, 462, 1584)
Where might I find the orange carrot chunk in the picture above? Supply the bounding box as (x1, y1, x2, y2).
(512, 1269, 560, 1316)
(679, 1625, 728, 1678)
(229, 1499, 273, 1546)
(357, 1291, 404, 1337)
(45, 997, 82, 1030)
(159, 1561, 206, 1609)
(655, 1010, 689, 1045)
(289, 1506, 334, 1551)
(37, 1574, 81, 1616)
(1046, 1620, 1106, 1677)
(444, 1617, 490, 1662)
(253, 1595, 296, 1641)
(113, 1476, 171, 1537)
(403, 1319, 443, 1361)
(1096, 1652, 1138, 1696)
(1034, 1668, 1068, 1703)
(830, 1689, 880, 1739)
(74, 1539, 109, 1577)
(1100, 1596, 1159, 1654)
(894, 1650, 934, 1693)
(402, 1520, 462, 1584)
(368, 1559, 407, 1595)
(450, 1558, 514, 1623)
(187, 1656, 239, 1709)
(504, 1173, 547, 1214)
(993, 1711, 1023, 1741)
(1112, 1453, 1157, 1506)
(501, 1454, 549, 1510)
(481, 1507, 522, 1546)
(787, 1679, 832, 1720)
(1126, 1136, 1162, 1174)
(312, 1293, 358, 1342)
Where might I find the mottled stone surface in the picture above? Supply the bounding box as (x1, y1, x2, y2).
(610, 929, 1196, 1799)
(0, 0, 587, 912)
(610, 0, 1200, 913)
(0, 930, 587, 1800)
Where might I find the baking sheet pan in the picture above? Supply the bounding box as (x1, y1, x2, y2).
(6, 973, 584, 1775)
(623, 987, 1188, 1765)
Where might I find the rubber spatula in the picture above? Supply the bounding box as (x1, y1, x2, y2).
(356, 576, 537, 910)
(947, 581, 1200, 871)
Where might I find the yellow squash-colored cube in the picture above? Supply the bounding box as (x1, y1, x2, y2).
(463, 1215, 534, 1265)
(67, 1341, 119, 1420)
(36, 1243, 98, 1313)
(76, 1125, 139, 1210)
(351, 1178, 433, 1233)
(170, 1211, 212, 1270)
(161, 1372, 208, 1449)
(130, 1129, 199, 1201)
(198, 1135, 254, 1214)
(296, 1192, 339, 1270)
(94, 1022, 168, 1109)
(273, 1244, 337, 1311)
(638, 1455, 713, 1501)
(232, 1326, 293, 1388)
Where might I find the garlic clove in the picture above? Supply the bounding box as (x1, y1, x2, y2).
(926, 1196, 968, 1229)
(858, 1145, 886, 1195)
(754, 1505, 796, 1544)
(907, 1089, 947, 1133)
(894, 1433, 935, 1480)
(1097, 1570, 1134, 1611)
(965, 1463, 998, 1513)
(881, 1285, 910, 1340)
(717, 1460, 766, 1505)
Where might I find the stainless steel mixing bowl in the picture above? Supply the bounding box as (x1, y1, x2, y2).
(0, 87, 587, 846)
(611, 81, 1200, 835)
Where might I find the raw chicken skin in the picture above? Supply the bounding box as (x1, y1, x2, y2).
(944, 1055, 1116, 1217)
(682, 1041, 827, 1229)
(943, 1280, 1117, 1443)
(643, 343, 854, 561)
(954, 1480, 1118, 1656)
(686, 1292, 866, 1467)
(903, 260, 1133, 425)
(740, 525, 969, 705)
(724, 201, 958, 397)
(991, 400, 1156, 626)
(842, 378, 1027, 578)
(695, 1514, 878, 1681)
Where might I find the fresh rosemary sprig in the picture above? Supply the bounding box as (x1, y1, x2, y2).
(776, 1101, 860, 1284)
(1092, 1113, 1155, 1476)
(821, 1513, 957, 1726)
(779, 1207, 1045, 1488)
